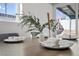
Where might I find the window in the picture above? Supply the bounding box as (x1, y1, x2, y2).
(0, 3, 5, 13)
(0, 3, 16, 18)
(6, 3, 16, 15)
(56, 9, 70, 20)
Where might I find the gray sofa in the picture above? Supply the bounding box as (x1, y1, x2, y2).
(0, 33, 19, 42)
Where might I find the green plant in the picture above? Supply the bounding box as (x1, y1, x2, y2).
(20, 15, 58, 36)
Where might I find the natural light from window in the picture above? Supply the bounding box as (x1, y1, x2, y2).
(0, 3, 16, 16)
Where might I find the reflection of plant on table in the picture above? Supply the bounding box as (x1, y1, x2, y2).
(20, 14, 58, 37)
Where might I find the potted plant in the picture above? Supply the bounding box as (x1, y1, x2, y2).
(20, 14, 58, 39)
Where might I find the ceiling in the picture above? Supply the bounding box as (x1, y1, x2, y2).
(55, 3, 79, 19)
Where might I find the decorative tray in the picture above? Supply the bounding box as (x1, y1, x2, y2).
(4, 36, 24, 43)
(40, 39, 74, 49)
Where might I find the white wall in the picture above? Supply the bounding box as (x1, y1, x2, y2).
(23, 3, 53, 25)
(0, 16, 16, 22)
(0, 21, 27, 36)
(0, 16, 28, 36)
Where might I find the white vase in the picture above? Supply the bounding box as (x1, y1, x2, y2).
(38, 32, 45, 43)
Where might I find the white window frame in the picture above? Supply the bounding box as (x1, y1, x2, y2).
(0, 3, 22, 22)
